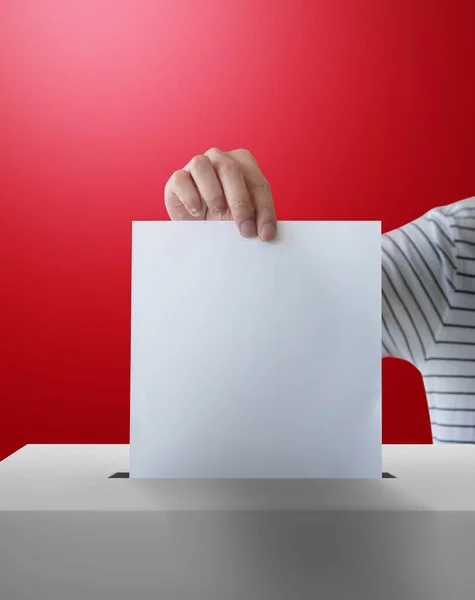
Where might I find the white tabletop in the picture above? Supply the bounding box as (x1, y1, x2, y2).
(1, 443, 475, 512)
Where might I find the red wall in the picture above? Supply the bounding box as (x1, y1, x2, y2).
(1, 0, 474, 460)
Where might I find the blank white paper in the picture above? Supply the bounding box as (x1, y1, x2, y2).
(129, 221, 381, 478)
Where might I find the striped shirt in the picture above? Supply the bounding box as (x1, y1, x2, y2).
(383, 196, 475, 444)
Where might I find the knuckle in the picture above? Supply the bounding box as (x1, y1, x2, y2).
(170, 169, 189, 185)
(189, 154, 211, 172)
(205, 147, 221, 158)
(252, 178, 271, 194)
(221, 159, 240, 177)
(235, 148, 252, 159)
(230, 194, 253, 214)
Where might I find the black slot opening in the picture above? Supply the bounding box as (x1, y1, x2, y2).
(109, 472, 396, 479)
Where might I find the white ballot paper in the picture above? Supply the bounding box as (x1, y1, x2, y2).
(129, 221, 381, 478)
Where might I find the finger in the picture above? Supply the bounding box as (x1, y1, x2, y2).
(184, 155, 227, 218)
(164, 169, 203, 219)
(248, 178, 277, 241)
(228, 149, 277, 242)
(205, 148, 257, 238)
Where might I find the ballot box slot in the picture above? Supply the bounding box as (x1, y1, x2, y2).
(108, 472, 397, 478)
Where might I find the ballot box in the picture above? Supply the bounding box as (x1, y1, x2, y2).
(2, 444, 475, 600)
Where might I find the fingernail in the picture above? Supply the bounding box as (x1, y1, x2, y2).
(260, 222, 276, 241)
(212, 207, 226, 219)
(190, 207, 200, 217)
(240, 219, 257, 238)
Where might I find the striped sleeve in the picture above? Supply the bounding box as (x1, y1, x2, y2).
(382, 204, 461, 368)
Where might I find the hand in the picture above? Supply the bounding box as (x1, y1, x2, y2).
(164, 148, 277, 241)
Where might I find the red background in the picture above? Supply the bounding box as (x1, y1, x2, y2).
(1, 0, 474, 461)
